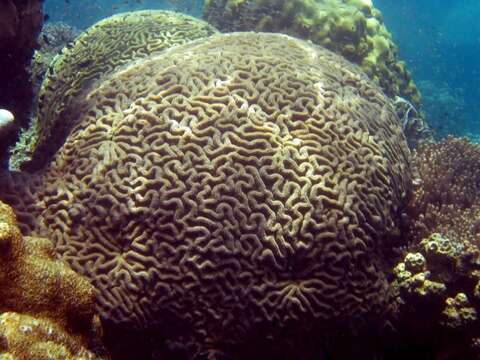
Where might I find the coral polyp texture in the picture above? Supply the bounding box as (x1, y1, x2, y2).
(392, 233, 480, 358)
(0, 33, 411, 356)
(393, 137, 480, 358)
(203, 0, 420, 110)
(406, 137, 480, 244)
(13, 10, 218, 171)
(0, 200, 106, 359)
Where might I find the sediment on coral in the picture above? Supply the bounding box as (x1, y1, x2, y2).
(11, 10, 218, 172)
(0, 200, 108, 359)
(0, 32, 411, 358)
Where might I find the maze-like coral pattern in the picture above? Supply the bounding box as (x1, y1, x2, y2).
(203, 0, 421, 109)
(20, 10, 218, 169)
(1, 33, 410, 352)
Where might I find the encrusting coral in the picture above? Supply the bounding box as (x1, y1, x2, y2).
(203, 0, 421, 110)
(0, 200, 107, 359)
(0, 32, 411, 357)
(11, 10, 218, 171)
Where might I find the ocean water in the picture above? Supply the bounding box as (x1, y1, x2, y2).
(375, 0, 480, 139)
(43, 0, 480, 140)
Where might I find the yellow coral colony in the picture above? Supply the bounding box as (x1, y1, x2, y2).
(0, 200, 107, 359)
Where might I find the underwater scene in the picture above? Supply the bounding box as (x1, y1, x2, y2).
(0, 0, 479, 359)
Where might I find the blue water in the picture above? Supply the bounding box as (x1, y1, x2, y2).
(375, 0, 480, 139)
(43, 0, 479, 139)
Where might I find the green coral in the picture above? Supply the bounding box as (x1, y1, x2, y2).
(393, 252, 446, 300)
(11, 10, 218, 171)
(442, 293, 477, 329)
(203, 0, 421, 109)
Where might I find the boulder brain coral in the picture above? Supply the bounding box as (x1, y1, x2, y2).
(12, 10, 218, 171)
(0, 32, 411, 355)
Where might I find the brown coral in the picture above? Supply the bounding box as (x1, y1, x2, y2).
(406, 137, 480, 245)
(13, 10, 218, 171)
(392, 137, 480, 358)
(0, 33, 411, 356)
(0, 200, 107, 359)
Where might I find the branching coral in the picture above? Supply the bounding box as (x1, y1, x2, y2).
(391, 137, 480, 358)
(406, 137, 480, 244)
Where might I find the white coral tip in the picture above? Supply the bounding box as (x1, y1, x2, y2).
(0, 109, 14, 127)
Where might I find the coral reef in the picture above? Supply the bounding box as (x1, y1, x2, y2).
(0, 32, 411, 357)
(393, 95, 433, 148)
(30, 22, 81, 102)
(405, 137, 480, 244)
(390, 136, 480, 358)
(0, 0, 44, 167)
(11, 10, 218, 171)
(392, 232, 480, 358)
(203, 0, 421, 109)
(0, 200, 107, 359)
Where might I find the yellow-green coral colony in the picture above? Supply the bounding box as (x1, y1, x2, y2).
(13, 10, 218, 171)
(203, 0, 421, 108)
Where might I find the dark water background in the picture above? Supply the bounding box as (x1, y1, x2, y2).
(43, 0, 480, 139)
